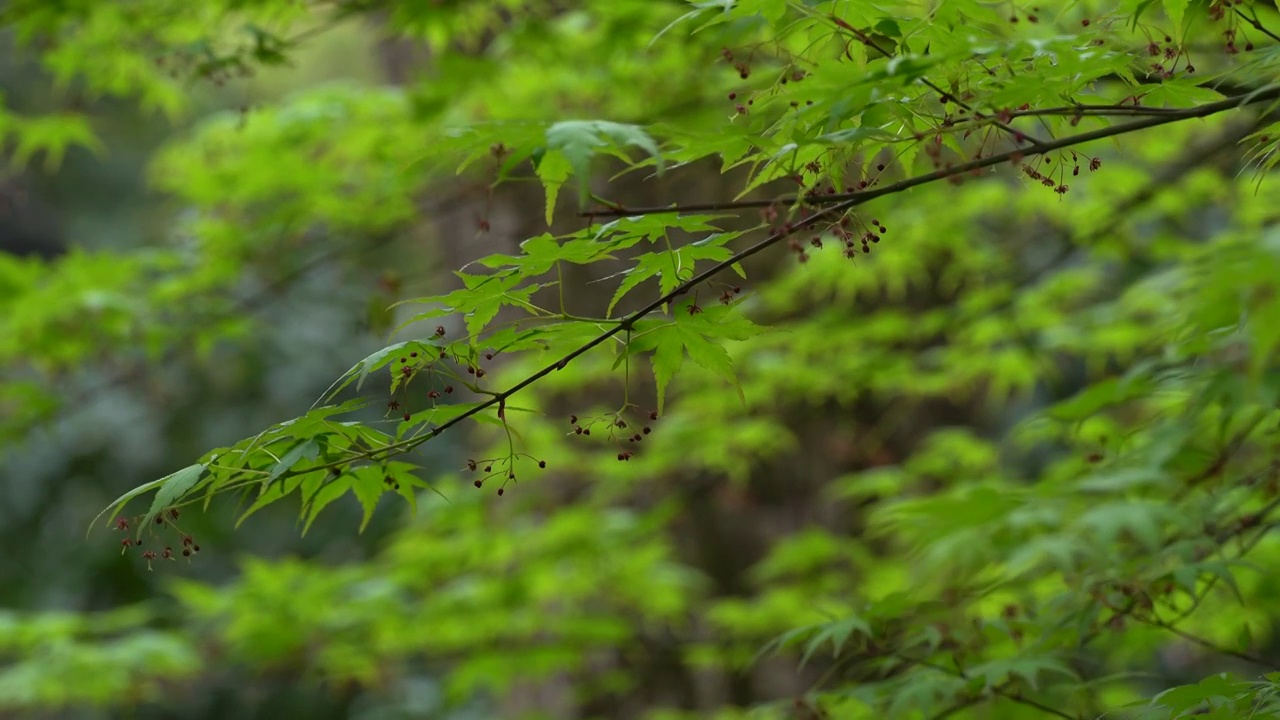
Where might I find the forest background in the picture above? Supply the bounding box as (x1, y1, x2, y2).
(4, 0, 1280, 718)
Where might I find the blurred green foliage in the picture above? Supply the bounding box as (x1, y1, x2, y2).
(4, 0, 1280, 718)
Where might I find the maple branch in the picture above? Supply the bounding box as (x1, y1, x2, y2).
(583, 84, 1280, 218)
(997, 104, 1184, 117)
(1236, 7, 1280, 44)
(259, 84, 1280, 485)
(927, 495, 1280, 720)
(818, 12, 1051, 151)
(911, 658, 1079, 720)
(1141, 619, 1275, 668)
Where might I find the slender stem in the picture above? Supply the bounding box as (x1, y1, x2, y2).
(1237, 7, 1280, 44)
(557, 260, 566, 315)
(584, 85, 1280, 218)
(623, 327, 632, 407)
(1143, 620, 1274, 667)
(237, 85, 1280, 492)
(811, 7, 1050, 150)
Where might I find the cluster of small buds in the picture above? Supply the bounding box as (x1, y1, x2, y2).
(465, 453, 547, 496)
(570, 409, 659, 460)
(1208, 0, 1247, 23)
(1223, 27, 1254, 54)
(1009, 5, 1041, 22)
(1145, 33, 1197, 76)
(993, 104, 1031, 125)
(787, 237, 810, 263)
(117, 513, 200, 567)
(824, 214, 887, 258)
(1021, 163, 1066, 195)
(154, 50, 255, 86)
(720, 285, 743, 305)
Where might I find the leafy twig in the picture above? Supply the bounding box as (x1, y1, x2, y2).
(234, 86, 1280, 498)
(583, 85, 1280, 218)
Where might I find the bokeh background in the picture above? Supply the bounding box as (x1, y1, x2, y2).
(4, 2, 1280, 719)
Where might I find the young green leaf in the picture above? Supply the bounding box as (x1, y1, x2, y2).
(138, 463, 207, 533)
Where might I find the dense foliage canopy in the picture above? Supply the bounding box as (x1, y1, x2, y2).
(4, 0, 1280, 718)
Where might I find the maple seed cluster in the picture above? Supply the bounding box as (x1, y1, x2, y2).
(719, 285, 743, 305)
(570, 409, 659, 461)
(115, 512, 201, 570)
(1008, 6, 1042, 23)
(465, 452, 548, 496)
(390, 326, 465, 423)
(1019, 151, 1101, 195)
(153, 47, 255, 87)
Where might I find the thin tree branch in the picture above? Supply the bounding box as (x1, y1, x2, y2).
(928, 495, 1280, 720)
(584, 85, 1280, 218)
(1144, 620, 1276, 668)
(1236, 7, 1280, 44)
(817, 12, 1050, 151)
(913, 657, 1079, 719)
(246, 85, 1280, 494)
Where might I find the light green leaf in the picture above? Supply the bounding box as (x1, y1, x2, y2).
(140, 464, 207, 532)
(535, 149, 573, 225)
(650, 323, 684, 415)
(351, 467, 387, 533)
(89, 477, 168, 537)
(301, 477, 352, 536)
(268, 439, 320, 484)
(544, 120, 664, 213)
